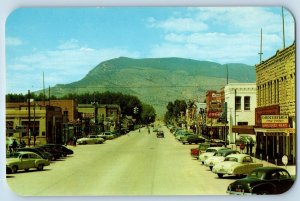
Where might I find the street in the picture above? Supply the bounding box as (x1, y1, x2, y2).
(7, 127, 235, 196)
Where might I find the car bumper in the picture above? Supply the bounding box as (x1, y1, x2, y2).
(226, 190, 252, 195)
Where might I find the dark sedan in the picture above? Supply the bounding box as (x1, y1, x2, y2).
(44, 144, 74, 156)
(182, 135, 206, 144)
(227, 167, 294, 195)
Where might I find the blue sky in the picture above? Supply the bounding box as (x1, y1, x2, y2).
(5, 7, 295, 94)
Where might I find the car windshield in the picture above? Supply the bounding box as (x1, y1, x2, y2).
(7, 152, 22, 158)
(215, 152, 223, 156)
(224, 157, 238, 162)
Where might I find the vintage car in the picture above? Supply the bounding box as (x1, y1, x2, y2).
(204, 149, 240, 170)
(227, 167, 294, 195)
(190, 141, 224, 159)
(97, 131, 116, 140)
(6, 151, 50, 173)
(156, 130, 164, 138)
(181, 135, 206, 144)
(176, 131, 194, 141)
(16, 147, 54, 161)
(77, 135, 105, 145)
(212, 153, 263, 178)
(199, 147, 229, 164)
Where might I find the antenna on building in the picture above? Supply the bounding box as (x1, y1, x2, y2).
(43, 72, 45, 105)
(258, 28, 263, 64)
(282, 7, 286, 49)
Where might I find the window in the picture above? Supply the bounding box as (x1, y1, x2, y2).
(235, 96, 241, 110)
(244, 96, 250, 110)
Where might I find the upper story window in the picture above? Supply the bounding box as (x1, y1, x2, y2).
(235, 96, 241, 110)
(244, 96, 251, 110)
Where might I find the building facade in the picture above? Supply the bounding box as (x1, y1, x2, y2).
(6, 103, 63, 145)
(223, 83, 257, 143)
(255, 43, 295, 164)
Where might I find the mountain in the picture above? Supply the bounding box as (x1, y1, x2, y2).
(50, 57, 256, 117)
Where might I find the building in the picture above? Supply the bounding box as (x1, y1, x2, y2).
(77, 104, 121, 135)
(6, 103, 63, 145)
(255, 43, 295, 164)
(205, 90, 225, 139)
(223, 83, 257, 144)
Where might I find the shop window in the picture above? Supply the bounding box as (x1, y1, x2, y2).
(244, 96, 250, 110)
(235, 96, 241, 110)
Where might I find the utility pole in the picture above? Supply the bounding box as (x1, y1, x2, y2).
(282, 7, 286, 49)
(27, 90, 31, 147)
(258, 28, 263, 64)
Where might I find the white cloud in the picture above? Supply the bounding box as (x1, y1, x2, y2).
(7, 39, 141, 93)
(6, 37, 23, 46)
(148, 7, 294, 65)
(149, 17, 208, 32)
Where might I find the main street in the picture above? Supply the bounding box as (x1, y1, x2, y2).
(6, 126, 234, 196)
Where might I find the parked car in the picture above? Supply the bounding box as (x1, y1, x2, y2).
(77, 135, 105, 145)
(227, 167, 294, 195)
(212, 154, 263, 178)
(181, 135, 206, 144)
(36, 145, 63, 160)
(190, 141, 224, 159)
(43, 144, 74, 155)
(176, 131, 193, 141)
(156, 131, 164, 138)
(6, 151, 50, 173)
(15, 147, 54, 161)
(204, 149, 240, 170)
(97, 131, 116, 140)
(199, 147, 229, 164)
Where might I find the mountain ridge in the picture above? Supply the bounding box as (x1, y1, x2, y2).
(49, 57, 256, 117)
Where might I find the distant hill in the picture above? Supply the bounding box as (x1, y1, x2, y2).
(48, 57, 256, 117)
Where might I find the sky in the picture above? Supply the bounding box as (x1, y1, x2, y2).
(5, 7, 295, 94)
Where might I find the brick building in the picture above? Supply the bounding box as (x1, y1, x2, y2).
(254, 42, 295, 164)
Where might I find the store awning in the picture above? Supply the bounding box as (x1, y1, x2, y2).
(254, 128, 295, 136)
(232, 125, 255, 134)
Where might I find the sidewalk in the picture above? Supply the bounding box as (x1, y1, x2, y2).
(226, 143, 296, 176)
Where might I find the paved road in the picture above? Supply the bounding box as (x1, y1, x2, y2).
(6, 127, 235, 196)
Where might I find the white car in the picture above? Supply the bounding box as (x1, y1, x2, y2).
(204, 149, 240, 170)
(198, 147, 228, 164)
(77, 135, 105, 145)
(212, 154, 263, 178)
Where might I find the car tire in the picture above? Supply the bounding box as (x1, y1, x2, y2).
(24, 168, 29, 172)
(37, 164, 44, 171)
(11, 166, 18, 173)
(217, 173, 224, 178)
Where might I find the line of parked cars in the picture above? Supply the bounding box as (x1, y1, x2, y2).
(6, 141, 74, 174)
(167, 125, 295, 195)
(76, 130, 127, 145)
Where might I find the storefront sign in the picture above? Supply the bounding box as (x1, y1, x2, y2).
(207, 111, 221, 118)
(261, 115, 289, 128)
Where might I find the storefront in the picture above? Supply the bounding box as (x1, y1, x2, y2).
(254, 128, 295, 165)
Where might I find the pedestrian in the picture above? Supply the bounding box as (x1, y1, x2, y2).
(148, 127, 150, 134)
(246, 141, 250, 154)
(73, 136, 77, 146)
(11, 139, 18, 152)
(249, 141, 254, 156)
